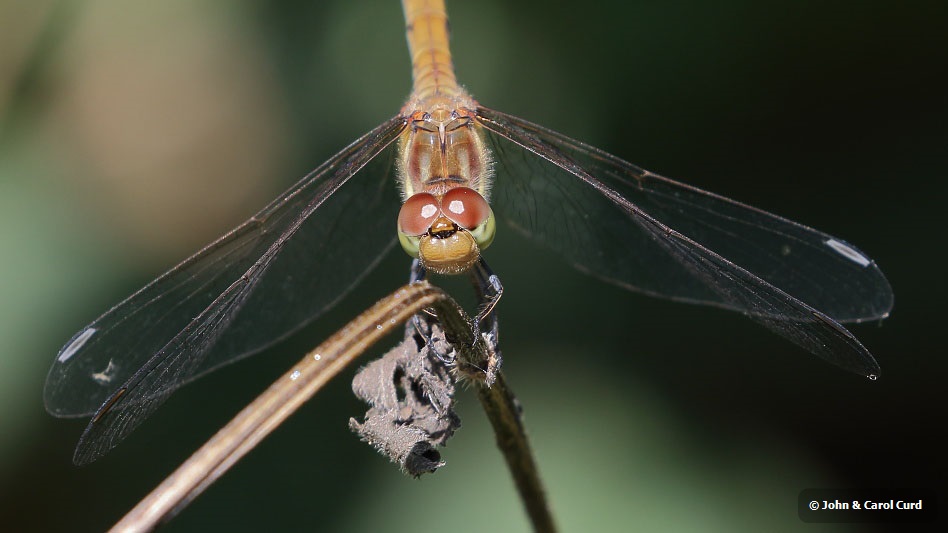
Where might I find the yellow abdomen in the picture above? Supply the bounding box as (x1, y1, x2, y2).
(402, 0, 461, 102)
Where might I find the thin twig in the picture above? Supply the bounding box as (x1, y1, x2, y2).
(426, 297, 558, 532)
(110, 282, 445, 532)
(109, 280, 557, 533)
(475, 373, 557, 533)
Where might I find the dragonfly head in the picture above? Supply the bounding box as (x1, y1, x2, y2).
(397, 187, 495, 275)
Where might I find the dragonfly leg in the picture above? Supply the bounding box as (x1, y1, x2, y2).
(408, 257, 427, 284)
(408, 259, 456, 364)
(471, 258, 503, 348)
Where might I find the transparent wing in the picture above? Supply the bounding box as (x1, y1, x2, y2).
(476, 106, 889, 376)
(44, 116, 407, 464)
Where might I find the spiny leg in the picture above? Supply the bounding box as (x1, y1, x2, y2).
(471, 258, 503, 348)
(407, 258, 503, 363)
(408, 259, 455, 363)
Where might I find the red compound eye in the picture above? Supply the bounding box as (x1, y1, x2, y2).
(440, 187, 490, 230)
(398, 192, 440, 236)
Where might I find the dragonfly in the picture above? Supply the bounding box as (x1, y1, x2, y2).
(45, 0, 893, 466)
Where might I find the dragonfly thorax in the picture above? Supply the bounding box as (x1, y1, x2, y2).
(397, 105, 492, 198)
(396, 105, 495, 274)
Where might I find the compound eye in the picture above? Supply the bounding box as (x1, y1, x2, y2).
(398, 192, 439, 236)
(441, 187, 490, 230)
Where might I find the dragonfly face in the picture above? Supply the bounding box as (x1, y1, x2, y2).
(396, 104, 496, 274)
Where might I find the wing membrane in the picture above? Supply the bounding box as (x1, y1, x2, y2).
(477, 107, 892, 322)
(476, 106, 887, 376)
(45, 116, 407, 464)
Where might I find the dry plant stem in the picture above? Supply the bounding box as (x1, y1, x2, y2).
(110, 282, 446, 533)
(427, 299, 557, 533)
(110, 280, 556, 533)
(475, 373, 556, 533)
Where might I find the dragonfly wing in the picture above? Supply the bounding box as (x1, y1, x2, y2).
(476, 106, 885, 377)
(477, 106, 892, 323)
(45, 116, 407, 464)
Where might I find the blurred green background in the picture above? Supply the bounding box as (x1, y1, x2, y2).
(1, 0, 944, 531)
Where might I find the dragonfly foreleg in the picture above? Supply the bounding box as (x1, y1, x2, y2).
(407, 259, 455, 364)
(471, 258, 503, 348)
